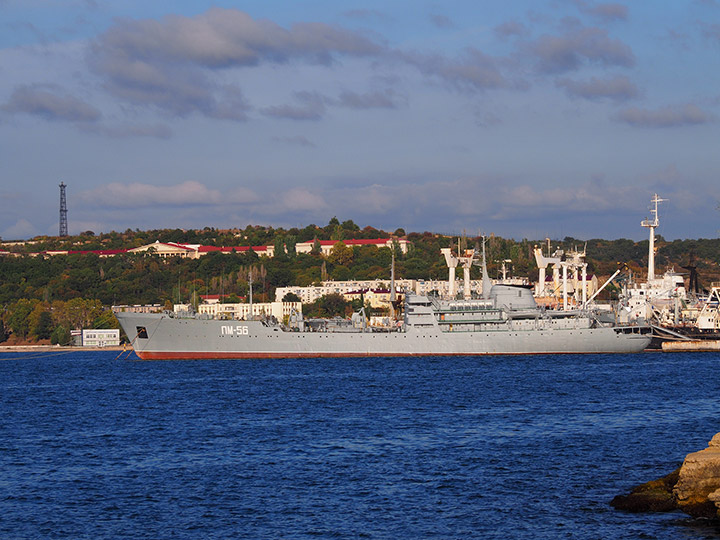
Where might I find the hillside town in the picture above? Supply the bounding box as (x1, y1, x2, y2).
(1, 203, 720, 349)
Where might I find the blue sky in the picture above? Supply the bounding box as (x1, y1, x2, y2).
(1, 0, 719, 241)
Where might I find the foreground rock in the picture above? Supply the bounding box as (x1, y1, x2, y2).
(610, 468, 680, 513)
(674, 433, 720, 518)
(611, 433, 720, 520)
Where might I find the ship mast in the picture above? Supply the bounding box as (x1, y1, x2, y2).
(641, 194, 667, 281)
(390, 250, 396, 320)
(248, 268, 253, 318)
(390, 251, 396, 303)
(481, 236, 492, 300)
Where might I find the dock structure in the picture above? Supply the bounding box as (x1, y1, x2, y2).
(662, 340, 720, 352)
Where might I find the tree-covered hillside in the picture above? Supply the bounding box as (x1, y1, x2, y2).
(1, 218, 719, 343)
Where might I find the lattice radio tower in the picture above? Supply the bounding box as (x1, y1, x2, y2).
(59, 182, 68, 237)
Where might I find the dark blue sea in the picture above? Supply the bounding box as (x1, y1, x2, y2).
(1, 350, 720, 539)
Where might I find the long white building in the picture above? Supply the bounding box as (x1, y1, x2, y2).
(274, 278, 523, 304)
(5, 237, 409, 259)
(122, 238, 409, 259)
(187, 301, 300, 320)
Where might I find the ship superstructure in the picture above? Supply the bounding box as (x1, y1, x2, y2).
(617, 194, 690, 325)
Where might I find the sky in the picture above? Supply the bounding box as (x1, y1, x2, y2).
(1, 0, 719, 242)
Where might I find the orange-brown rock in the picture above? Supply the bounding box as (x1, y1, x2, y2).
(612, 433, 720, 521)
(673, 433, 720, 519)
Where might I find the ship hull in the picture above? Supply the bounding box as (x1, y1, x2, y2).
(116, 312, 651, 360)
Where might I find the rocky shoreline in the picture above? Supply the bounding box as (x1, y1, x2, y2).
(612, 433, 720, 520)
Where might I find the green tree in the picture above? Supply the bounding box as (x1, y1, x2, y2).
(50, 325, 72, 345)
(267, 267, 293, 288)
(330, 224, 345, 241)
(299, 224, 318, 242)
(328, 241, 353, 266)
(285, 235, 297, 258)
(53, 298, 104, 330)
(325, 217, 340, 237)
(331, 265, 351, 280)
(32, 310, 54, 340)
(282, 292, 301, 303)
(7, 299, 37, 339)
(305, 293, 348, 317)
(342, 220, 360, 233)
(273, 236, 287, 261)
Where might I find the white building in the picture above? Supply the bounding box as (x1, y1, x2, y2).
(194, 301, 301, 321)
(276, 272, 535, 305)
(276, 279, 412, 304)
(125, 238, 408, 260)
(82, 329, 120, 347)
(112, 304, 163, 313)
(294, 238, 409, 256)
(13, 236, 410, 260)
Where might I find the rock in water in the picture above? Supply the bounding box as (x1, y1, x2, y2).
(612, 433, 720, 520)
(610, 468, 679, 513)
(673, 433, 720, 519)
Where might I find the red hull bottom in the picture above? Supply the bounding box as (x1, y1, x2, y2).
(133, 350, 627, 360)
(137, 351, 456, 359)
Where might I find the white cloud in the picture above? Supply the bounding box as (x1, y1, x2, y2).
(527, 22, 635, 74)
(1, 218, 38, 240)
(78, 122, 172, 139)
(616, 104, 712, 128)
(271, 135, 315, 147)
(67, 220, 106, 235)
(86, 8, 383, 117)
(556, 75, 638, 102)
(2, 83, 101, 122)
(398, 48, 510, 93)
(79, 180, 258, 208)
(279, 188, 327, 212)
(320, 176, 644, 231)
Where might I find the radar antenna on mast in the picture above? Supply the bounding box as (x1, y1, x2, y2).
(641, 193, 667, 281)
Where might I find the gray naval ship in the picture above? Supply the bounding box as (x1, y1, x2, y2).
(114, 247, 651, 359)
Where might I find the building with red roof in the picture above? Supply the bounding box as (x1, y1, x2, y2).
(3, 237, 407, 259)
